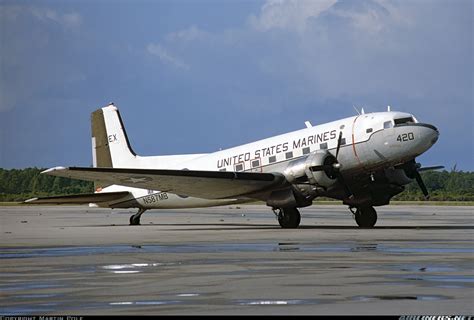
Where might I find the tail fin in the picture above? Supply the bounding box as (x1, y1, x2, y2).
(91, 103, 137, 169)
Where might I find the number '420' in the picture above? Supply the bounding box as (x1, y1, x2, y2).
(397, 132, 414, 142)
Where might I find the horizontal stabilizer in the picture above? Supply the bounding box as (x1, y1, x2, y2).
(24, 191, 130, 205)
(41, 166, 287, 199)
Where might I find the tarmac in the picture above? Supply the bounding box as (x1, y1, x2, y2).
(0, 204, 473, 315)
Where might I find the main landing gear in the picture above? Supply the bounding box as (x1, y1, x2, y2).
(350, 206, 377, 228)
(273, 207, 301, 228)
(129, 208, 147, 225)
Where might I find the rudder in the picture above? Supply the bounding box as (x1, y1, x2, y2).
(91, 103, 137, 169)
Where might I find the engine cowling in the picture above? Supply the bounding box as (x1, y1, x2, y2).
(384, 167, 413, 185)
(283, 151, 339, 188)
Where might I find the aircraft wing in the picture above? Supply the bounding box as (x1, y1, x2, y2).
(24, 191, 131, 204)
(42, 167, 288, 199)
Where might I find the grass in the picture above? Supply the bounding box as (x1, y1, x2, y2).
(0, 202, 25, 206)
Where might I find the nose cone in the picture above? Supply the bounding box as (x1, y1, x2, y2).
(416, 123, 439, 155)
(424, 123, 439, 146)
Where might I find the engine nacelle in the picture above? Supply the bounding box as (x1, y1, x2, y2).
(384, 167, 413, 185)
(283, 151, 338, 188)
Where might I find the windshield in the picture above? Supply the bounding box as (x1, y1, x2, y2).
(394, 117, 415, 125)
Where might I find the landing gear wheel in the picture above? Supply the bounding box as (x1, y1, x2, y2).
(129, 215, 141, 225)
(355, 206, 377, 228)
(129, 208, 146, 226)
(277, 207, 301, 229)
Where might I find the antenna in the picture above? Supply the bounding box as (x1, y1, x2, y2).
(361, 107, 365, 114)
(304, 121, 313, 128)
(353, 105, 361, 115)
(387, 105, 391, 112)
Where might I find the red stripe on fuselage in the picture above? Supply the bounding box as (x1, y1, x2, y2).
(351, 115, 363, 167)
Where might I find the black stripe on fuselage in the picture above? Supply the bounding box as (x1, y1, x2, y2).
(395, 122, 438, 132)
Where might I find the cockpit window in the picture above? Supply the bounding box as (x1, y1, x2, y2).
(383, 121, 393, 129)
(394, 117, 415, 125)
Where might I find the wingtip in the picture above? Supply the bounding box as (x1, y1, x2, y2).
(41, 166, 67, 174)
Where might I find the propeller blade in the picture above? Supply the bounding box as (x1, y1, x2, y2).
(418, 165, 444, 172)
(335, 131, 343, 160)
(414, 170, 429, 199)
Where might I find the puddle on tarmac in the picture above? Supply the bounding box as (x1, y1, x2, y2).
(14, 294, 59, 299)
(101, 263, 174, 274)
(352, 295, 448, 301)
(0, 282, 64, 291)
(435, 285, 467, 289)
(2, 305, 58, 316)
(2, 242, 471, 314)
(386, 272, 474, 289)
(235, 299, 318, 305)
(402, 275, 474, 283)
(381, 247, 473, 254)
(2, 242, 473, 259)
(391, 265, 458, 272)
(110, 300, 182, 306)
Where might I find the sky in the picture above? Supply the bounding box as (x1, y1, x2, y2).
(0, 0, 472, 171)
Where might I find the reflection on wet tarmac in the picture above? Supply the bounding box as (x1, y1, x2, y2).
(1, 240, 472, 315)
(400, 275, 474, 283)
(110, 300, 182, 306)
(235, 299, 314, 305)
(101, 263, 171, 274)
(2, 242, 473, 259)
(352, 295, 448, 301)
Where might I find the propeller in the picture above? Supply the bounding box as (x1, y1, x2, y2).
(403, 160, 444, 200)
(309, 131, 353, 199)
(335, 130, 343, 160)
(418, 165, 444, 172)
(413, 170, 429, 199)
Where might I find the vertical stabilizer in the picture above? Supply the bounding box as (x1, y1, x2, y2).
(91, 103, 137, 169)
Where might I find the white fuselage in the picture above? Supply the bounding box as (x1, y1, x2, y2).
(97, 110, 439, 209)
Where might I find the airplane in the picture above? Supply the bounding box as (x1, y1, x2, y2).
(25, 103, 442, 228)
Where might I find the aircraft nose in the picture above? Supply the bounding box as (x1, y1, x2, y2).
(421, 123, 439, 145)
(429, 124, 439, 144)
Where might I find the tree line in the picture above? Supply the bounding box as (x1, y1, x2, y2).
(0, 168, 93, 202)
(0, 167, 473, 202)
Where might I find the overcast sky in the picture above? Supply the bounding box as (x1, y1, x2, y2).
(0, 0, 472, 170)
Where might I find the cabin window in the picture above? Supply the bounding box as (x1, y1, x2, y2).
(235, 163, 244, 172)
(269, 155, 277, 163)
(302, 147, 310, 155)
(251, 159, 260, 168)
(319, 143, 328, 150)
(285, 151, 293, 159)
(340, 138, 346, 145)
(394, 117, 415, 125)
(384, 121, 393, 129)
(366, 128, 373, 133)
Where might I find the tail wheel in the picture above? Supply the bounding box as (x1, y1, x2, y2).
(355, 206, 377, 228)
(129, 208, 146, 226)
(277, 207, 301, 229)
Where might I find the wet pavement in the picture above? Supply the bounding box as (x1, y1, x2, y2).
(0, 205, 473, 315)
